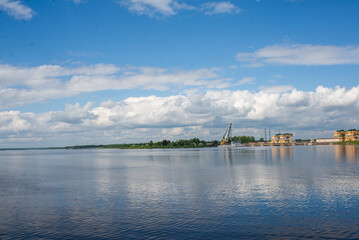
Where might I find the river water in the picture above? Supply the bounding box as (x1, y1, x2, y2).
(1, 145, 359, 239)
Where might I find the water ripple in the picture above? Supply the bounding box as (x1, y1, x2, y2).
(1, 147, 359, 239)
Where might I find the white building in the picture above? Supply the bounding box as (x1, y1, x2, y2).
(315, 138, 340, 144)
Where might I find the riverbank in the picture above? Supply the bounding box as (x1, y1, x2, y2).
(0, 138, 219, 151)
(3, 140, 358, 151)
(335, 141, 359, 145)
(241, 141, 359, 147)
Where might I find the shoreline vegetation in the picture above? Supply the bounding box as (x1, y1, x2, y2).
(1, 137, 359, 151)
(335, 141, 359, 145)
(0, 136, 255, 150)
(65, 138, 218, 150)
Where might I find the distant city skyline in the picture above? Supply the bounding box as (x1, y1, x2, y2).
(0, 0, 359, 147)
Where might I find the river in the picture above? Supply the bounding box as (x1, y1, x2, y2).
(1, 145, 359, 239)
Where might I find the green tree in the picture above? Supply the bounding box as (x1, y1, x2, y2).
(231, 135, 256, 144)
(191, 138, 200, 145)
(162, 140, 170, 146)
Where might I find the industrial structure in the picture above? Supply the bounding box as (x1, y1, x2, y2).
(218, 123, 359, 148)
(271, 133, 293, 144)
(333, 129, 359, 142)
(220, 123, 232, 145)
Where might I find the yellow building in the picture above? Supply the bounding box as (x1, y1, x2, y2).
(271, 133, 293, 144)
(333, 130, 346, 141)
(334, 129, 359, 142)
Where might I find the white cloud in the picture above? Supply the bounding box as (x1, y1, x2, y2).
(236, 44, 359, 67)
(90, 85, 359, 130)
(162, 127, 184, 136)
(91, 95, 204, 128)
(0, 111, 33, 132)
(172, 1, 195, 11)
(0, 0, 34, 20)
(1, 85, 359, 147)
(53, 102, 96, 124)
(0, 63, 230, 109)
(201, 1, 240, 15)
(119, 0, 239, 17)
(119, 0, 184, 16)
(238, 77, 255, 85)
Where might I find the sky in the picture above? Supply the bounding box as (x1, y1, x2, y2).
(0, 0, 359, 147)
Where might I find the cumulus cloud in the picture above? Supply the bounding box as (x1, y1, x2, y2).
(0, 63, 230, 109)
(1, 85, 359, 147)
(201, 1, 240, 15)
(0, 111, 32, 133)
(0, 0, 34, 20)
(53, 103, 97, 124)
(236, 44, 359, 67)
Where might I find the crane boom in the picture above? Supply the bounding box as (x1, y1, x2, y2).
(221, 123, 232, 145)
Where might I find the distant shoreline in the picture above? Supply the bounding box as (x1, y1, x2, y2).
(0, 145, 217, 151)
(334, 141, 359, 145)
(0, 138, 218, 151)
(1, 141, 359, 151)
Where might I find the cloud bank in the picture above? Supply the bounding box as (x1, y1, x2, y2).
(237, 44, 359, 67)
(0, 63, 231, 109)
(1, 85, 358, 146)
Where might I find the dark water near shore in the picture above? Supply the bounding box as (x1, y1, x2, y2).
(1, 145, 359, 239)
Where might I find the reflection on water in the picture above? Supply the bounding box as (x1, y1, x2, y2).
(220, 146, 294, 165)
(334, 145, 359, 163)
(1, 146, 359, 239)
(271, 147, 293, 161)
(221, 148, 233, 165)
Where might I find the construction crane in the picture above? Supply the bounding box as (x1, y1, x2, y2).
(221, 123, 232, 145)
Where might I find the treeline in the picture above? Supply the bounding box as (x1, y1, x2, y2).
(63, 136, 263, 150)
(231, 136, 256, 144)
(65, 138, 219, 149)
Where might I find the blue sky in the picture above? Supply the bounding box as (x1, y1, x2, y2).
(0, 0, 359, 147)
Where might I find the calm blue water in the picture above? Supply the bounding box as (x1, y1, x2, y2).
(1, 145, 359, 239)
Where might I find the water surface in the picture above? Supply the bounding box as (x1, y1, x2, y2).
(1, 145, 359, 239)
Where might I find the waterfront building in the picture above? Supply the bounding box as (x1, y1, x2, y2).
(271, 133, 293, 144)
(333, 130, 346, 141)
(314, 138, 340, 144)
(333, 129, 359, 142)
